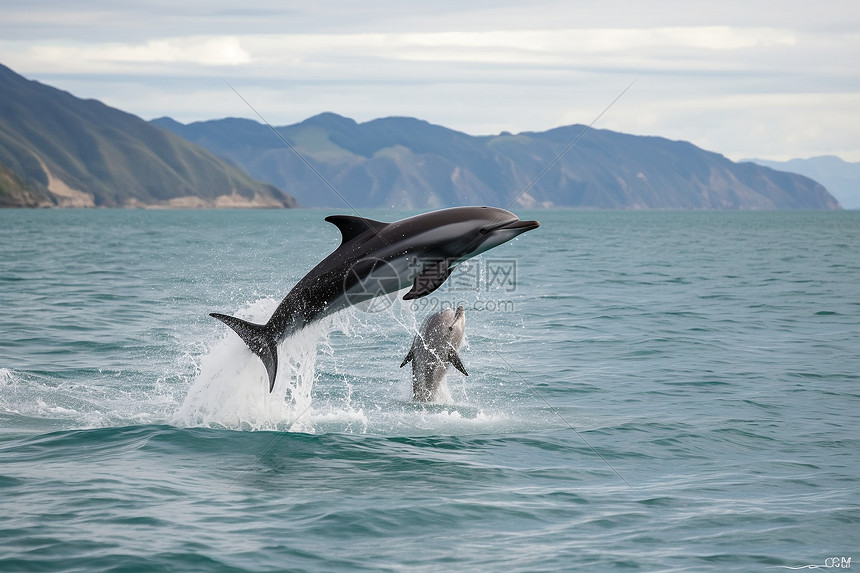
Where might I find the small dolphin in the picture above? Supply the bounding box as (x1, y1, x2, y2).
(211, 206, 539, 392)
(400, 306, 468, 402)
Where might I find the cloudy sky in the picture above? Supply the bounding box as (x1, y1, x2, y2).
(2, 0, 858, 161)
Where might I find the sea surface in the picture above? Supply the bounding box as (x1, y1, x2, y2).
(0, 208, 858, 572)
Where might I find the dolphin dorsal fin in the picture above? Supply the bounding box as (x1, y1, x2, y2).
(325, 215, 389, 246)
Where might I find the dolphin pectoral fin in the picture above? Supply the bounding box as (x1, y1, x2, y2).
(402, 259, 454, 300)
(448, 348, 469, 376)
(325, 215, 389, 246)
(210, 313, 280, 393)
(400, 347, 414, 368)
(400, 336, 420, 367)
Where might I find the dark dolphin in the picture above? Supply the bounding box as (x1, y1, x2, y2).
(210, 206, 539, 391)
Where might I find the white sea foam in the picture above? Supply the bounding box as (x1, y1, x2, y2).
(172, 298, 333, 430)
(1, 299, 519, 435)
(0, 368, 17, 387)
(169, 298, 519, 434)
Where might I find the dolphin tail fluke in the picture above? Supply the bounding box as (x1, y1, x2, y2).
(210, 313, 279, 392)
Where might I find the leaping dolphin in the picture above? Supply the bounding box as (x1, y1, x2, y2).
(210, 206, 539, 392)
(401, 306, 468, 402)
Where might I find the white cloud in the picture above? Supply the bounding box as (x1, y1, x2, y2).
(19, 36, 251, 72)
(2, 0, 859, 162)
(399, 26, 795, 53)
(604, 91, 860, 161)
(5, 26, 800, 73)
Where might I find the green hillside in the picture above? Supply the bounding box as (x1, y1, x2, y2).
(0, 64, 297, 208)
(0, 161, 42, 207)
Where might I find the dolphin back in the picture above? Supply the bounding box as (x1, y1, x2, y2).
(210, 313, 279, 392)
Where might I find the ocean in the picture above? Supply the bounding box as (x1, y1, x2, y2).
(0, 208, 857, 572)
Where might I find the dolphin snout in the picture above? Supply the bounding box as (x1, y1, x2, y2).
(504, 219, 540, 232)
(448, 306, 465, 331)
(483, 218, 540, 234)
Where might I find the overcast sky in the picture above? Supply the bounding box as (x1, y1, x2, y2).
(2, 1, 858, 161)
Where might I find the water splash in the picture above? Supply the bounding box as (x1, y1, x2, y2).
(1, 293, 532, 435)
(169, 297, 523, 435)
(171, 298, 344, 431)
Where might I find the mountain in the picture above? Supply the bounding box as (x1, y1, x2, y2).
(747, 156, 860, 209)
(0, 161, 41, 207)
(153, 113, 840, 210)
(0, 64, 297, 208)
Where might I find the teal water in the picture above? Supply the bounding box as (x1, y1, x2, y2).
(1, 209, 858, 571)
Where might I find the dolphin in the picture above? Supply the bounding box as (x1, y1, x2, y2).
(400, 306, 468, 402)
(210, 206, 539, 391)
